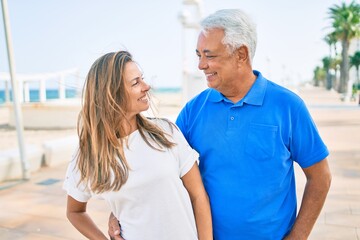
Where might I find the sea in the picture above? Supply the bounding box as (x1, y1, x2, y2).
(0, 87, 181, 105)
(0, 89, 79, 104)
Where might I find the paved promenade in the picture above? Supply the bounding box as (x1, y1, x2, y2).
(0, 85, 359, 239)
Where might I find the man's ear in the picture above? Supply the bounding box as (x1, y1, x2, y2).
(236, 46, 249, 64)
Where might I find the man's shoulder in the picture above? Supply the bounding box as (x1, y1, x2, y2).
(190, 88, 212, 100)
(266, 81, 303, 104)
(185, 88, 213, 107)
(177, 88, 213, 125)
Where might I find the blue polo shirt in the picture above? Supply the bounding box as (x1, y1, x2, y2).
(176, 71, 329, 240)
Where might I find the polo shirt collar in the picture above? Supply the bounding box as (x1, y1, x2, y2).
(207, 70, 267, 106)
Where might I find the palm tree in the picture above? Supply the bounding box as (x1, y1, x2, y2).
(328, 1, 360, 93)
(322, 56, 332, 89)
(350, 51, 360, 104)
(330, 56, 342, 90)
(313, 66, 326, 86)
(323, 32, 337, 89)
(350, 51, 360, 89)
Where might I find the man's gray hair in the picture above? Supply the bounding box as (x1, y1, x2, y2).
(201, 9, 257, 63)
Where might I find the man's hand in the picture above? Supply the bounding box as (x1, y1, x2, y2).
(284, 159, 331, 239)
(108, 212, 123, 240)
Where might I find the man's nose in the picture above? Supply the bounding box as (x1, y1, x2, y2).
(198, 56, 208, 70)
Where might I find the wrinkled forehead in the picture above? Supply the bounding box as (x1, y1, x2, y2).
(197, 28, 226, 50)
(200, 27, 225, 38)
(123, 62, 143, 81)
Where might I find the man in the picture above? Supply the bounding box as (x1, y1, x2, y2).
(109, 9, 331, 239)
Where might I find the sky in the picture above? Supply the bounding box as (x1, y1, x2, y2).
(0, 0, 356, 90)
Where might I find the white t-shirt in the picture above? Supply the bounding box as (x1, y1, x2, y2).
(63, 119, 199, 240)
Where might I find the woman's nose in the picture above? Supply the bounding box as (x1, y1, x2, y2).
(143, 81, 151, 91)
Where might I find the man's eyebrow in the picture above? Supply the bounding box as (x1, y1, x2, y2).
(196, 49, 212, 54)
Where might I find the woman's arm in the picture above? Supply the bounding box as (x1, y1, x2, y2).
(182, 163, 213, 240)
(66, 195, 108, 240)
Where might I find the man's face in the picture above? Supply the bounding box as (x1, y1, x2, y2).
(196, 28, 239, 93)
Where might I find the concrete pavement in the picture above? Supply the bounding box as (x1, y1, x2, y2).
(294, 86, 360, 239)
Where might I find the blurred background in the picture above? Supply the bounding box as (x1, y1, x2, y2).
(0, 0, 357, 94)
(0, 0, 359, 175)
(0, 1, 360, 239)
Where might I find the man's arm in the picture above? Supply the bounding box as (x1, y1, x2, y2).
(284, 158, 331, 240)
(108, 212, 123, 240)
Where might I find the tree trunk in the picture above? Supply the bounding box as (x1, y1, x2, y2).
(326, 71, 332, 90)
(339, 39, 350, 93)
(334, 67, 339, 91)
(357, 67, 360, 105)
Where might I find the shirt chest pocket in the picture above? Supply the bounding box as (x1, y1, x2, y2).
(245, 123, 278, 161)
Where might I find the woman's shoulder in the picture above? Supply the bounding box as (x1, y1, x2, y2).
(147, 117, 178, 133)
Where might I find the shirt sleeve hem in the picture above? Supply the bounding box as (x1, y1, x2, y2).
(298, 148, 329, 168)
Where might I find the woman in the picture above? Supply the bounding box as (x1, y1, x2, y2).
(63, 51, 212, 239)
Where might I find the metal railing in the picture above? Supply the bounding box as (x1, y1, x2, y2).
(0, 68, 80, 103)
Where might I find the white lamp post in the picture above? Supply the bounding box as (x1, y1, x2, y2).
(1, 0, 30, 180)
(178, 0, 206, 103)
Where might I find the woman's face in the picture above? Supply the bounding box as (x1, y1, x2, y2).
(123, 61, 151, 119)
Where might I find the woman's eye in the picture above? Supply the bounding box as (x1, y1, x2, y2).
(132, 81, 139, 86)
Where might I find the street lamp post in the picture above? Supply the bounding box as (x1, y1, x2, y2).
(178, 0, 206, 103)
(1, 0, 30, 180)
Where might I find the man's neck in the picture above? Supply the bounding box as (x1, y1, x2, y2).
(223, 71, 257, 103)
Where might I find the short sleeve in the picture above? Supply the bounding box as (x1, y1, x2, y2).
(63, 150, 92, 202)
(290, 101, 329, 168)
(153, 118, 198, 177)
(169, 126, 199, 178)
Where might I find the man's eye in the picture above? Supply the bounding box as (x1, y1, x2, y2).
(206, 55, 215, 59)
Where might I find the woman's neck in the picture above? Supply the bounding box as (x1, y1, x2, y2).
(123, 116, 138, 137)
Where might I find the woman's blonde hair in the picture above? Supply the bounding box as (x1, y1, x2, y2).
(77, 51, 175, 193)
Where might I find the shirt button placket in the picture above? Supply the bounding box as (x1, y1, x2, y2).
(229, 106, 237, 129)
